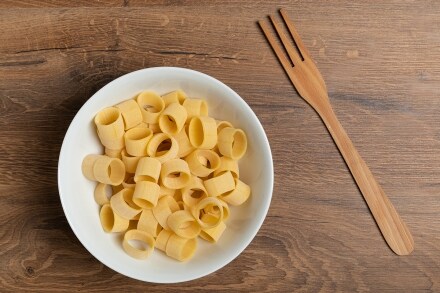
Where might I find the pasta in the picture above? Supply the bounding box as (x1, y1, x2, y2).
(188, 116, 217, 149)
(136, 91, 165, 124)
(217, 127, 247, 160)
(162, 90, 187, 106)
(124, 127, 153, 157)
(160, 159, 191, 189)
(122, 229, 155, 259)
(116, 99, 143, 130)
(158, 103, 187, 136)
(185, 149, 220, 177)
(94, 107, 125, 150)
(82, 89, 251, 262)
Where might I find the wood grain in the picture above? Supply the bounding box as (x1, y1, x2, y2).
(1, 1, 439, 292)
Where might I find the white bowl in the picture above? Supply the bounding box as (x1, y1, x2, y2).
(58, 67, 273, 283)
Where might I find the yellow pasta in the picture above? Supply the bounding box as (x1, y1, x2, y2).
(122, 174, 136, 189)
(188, 116, 217, 149)
(158, 103, 187, 136)
(213, 156, 239, 179)
(124, 127, 153, 157)
(136, 91, 165, 124)
(116, 99, 143, 130)
(160, 159, 191, 189)
(218, 127, 247, 160)
(152, 195, 180, 230)
(205, 198, 230, 221)
(191, 197, 224, 229)
(122, 229, 155, 259)
(121, 150, 141, 174)
(167, 210, 201, 239)
(183, 98, 208, 122)
(165, 234, 197, 262)
(181, 176, 208, 208)
(203, 171, 235, 198)
(104, 147, 122, 159)
(216, 120, 233, 133)
(94, 107, 125, 150)
(146, 133, 178, 163)
(199, 214, 226, 243)
(155, 229, 172, 252)
(94, 183, 112, 206)
(134, 157, 161, 183)
(84, 89, 251, 261)
(149, 123, 162, 133)
(220, 179, 251, 206)
(133, 181, 160, 209)
(173, 125, 195, 158)
(100, 204, 129, 233)
(185, 149, 220, 177)
(110, 188, 142, 220)
(162, 90, 187, 106)
(82, 155, 125, 185)
(137, 209, 162, 237)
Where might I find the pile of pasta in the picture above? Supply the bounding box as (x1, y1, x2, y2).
(82, 90, 250, 262)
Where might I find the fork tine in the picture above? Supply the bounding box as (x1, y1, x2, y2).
(268, 15, 302, 66)
(280, 8, 310, 60)
(258, 20, 293, 73)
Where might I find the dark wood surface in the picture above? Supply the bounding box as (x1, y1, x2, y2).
(1, 1, 439, 292)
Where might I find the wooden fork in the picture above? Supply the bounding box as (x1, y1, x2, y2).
(259, 9, 414, 255)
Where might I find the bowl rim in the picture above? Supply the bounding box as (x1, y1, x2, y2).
(57, 66, 274, 283)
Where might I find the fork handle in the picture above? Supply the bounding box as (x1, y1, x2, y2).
(319, 105, 414, 255)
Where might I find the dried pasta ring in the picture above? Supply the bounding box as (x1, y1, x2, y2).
(188, 116, 217, 149)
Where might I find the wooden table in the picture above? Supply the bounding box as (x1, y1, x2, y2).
(1, 1, 439, 291)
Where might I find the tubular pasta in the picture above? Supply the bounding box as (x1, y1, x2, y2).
(205, 198, 230, 221)
(116, 99, 143, 130)
(167, 210, 201, 239)
(137, 209, 162, 237)
(110, 188, 142, 220)
(188, 116, 217, 149)
(162, 90, 187, 106)
(218, 127, 247, 160)
(82, 154, 102, 181)
(149, 123, 161, 133)
(199, 215, 226, 243)
(182, 98, 208, 122)
(105, 147, 122, 159)
(155, 229, 172, 252)
(94, 183, 112, 205)
(122, 229, 155, 259)
(165, 234, 197, 262)
(203, 171, 235, 197)
(146, 133, 179, 163)
(160, 159, 191, 189)
(136, 91, 165, 124)
(124, 127, 153, 157)
(94, 107, 125, 150)
(134, 157, 161, 183)
(185, 149, 220, 177)
(173, 125, 195, 158)
(191, 197, 224, 229)
(158, 103, 187, 136)
(220, 179, 251, 206)
(133, 181, 160, 209)
(121, 150, 141, 174)
(181, 176, 208, 208)
(93, 156, 125, 186)
(84, 89, 253, 262)
(152, 195, 180, 230)
(213, 156, 239, 179)
(216, 120, 233, 133)
(100, 204, 129, 233)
